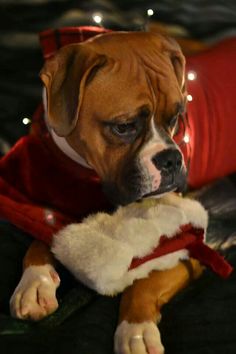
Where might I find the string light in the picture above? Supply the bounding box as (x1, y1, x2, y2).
(183, 134, 190, 143)
(22, 117, 31, 125)
(187, 71, 197, 81)
(45, 209, 55, 225)
(92, 13, 103, 24)
(147, 9, 154, 16)
(187, 94, 193, 102)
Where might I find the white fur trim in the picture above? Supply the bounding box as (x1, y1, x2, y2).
(52, 194, 208, 295)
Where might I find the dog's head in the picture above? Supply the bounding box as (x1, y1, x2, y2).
(40, 32, 187, 205)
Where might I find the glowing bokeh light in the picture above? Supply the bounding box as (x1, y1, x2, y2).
(22, 117, 31, 125)
(147, 9, 154, 16)
(183, 134, 190, 143)
(187, 71, 197, 81)
(187, 94, 193, 102)
(92, 13, 103, 24)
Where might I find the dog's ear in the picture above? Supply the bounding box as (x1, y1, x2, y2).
(162, 36, 186, 95)
(40, 44, 107, 136)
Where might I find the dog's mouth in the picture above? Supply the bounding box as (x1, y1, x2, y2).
(142, 170, 187, 199)
(102, 156, 187, 206)
(143, 184, 177, 198)
(103, 178, 185, 206)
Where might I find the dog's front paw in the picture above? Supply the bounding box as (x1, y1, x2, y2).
(10, 264, 60, 321)
(114, 321, 164, 354)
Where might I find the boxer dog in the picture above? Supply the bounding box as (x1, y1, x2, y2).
(10, 32, 203, 354)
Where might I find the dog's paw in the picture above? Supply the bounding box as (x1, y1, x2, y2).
(10, 264, 60, 321)
(114, 321, 164, 354)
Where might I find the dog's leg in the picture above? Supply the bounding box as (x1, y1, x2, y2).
(10, 240, 60, 321)
(115, 258, 204, 354)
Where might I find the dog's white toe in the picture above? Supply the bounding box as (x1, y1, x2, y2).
(10, 264, 60, 321)
(114, 321, 164, 354)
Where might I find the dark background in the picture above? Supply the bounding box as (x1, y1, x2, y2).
(0, 0, 236, 150)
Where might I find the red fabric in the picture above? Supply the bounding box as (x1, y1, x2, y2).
(0, 194, 72, 245)
(129, 224, 203, 269)
(129, 224, 233, 278)
(0, 116, 111, 243)
(188, 240, 233, 278)
(39, 26, 110, 59)
(185, 38, 236, 188)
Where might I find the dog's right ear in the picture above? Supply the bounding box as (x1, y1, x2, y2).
(40, 44, 107, 136)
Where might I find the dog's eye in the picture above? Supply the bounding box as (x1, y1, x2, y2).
(111, 122, 137, 137)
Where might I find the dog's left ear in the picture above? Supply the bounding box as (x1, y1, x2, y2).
(162, 36, 186, 94)
(148, 33, 187, 110)
(40, 44, 107, 136)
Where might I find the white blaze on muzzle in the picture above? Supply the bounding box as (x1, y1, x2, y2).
(139, 118, 169, 193)
(140, 144, 164, 191)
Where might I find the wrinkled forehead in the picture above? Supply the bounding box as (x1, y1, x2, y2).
(82, 62, 181, 124)
(81, 32, 184, 120)
(81, 60, 153, 119)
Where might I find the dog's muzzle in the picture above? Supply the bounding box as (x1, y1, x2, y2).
(150, 148, 186, 195)
(102, 148, 186, 206)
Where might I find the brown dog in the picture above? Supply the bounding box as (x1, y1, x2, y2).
(10, 32, 203, 354)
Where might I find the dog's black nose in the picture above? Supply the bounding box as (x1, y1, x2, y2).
(152, 149, 182, 174)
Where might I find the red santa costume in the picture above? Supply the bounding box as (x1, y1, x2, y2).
(0, 27, 234, 292)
